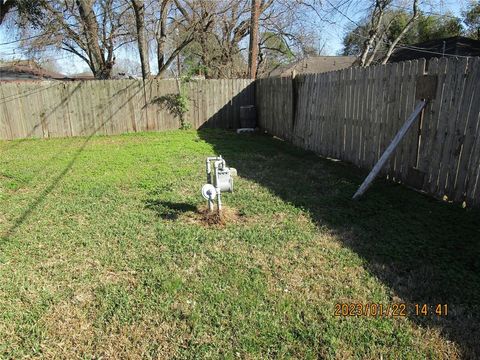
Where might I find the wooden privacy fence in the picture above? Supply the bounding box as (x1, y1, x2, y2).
(0, 78, 254, 140)
(256, 57, 480, 207)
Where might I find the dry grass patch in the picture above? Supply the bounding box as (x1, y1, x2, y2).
(40, 302, 181, 360)
(93, 320, 182, 360)
(39, 301, 96, 358)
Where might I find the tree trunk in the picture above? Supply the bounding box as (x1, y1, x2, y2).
(381, 0, 419, 64)
(156, 36, 166, 76)
(156, 0, 169, 77)
(365, 33, 384, 66)
(358, 0, 389, 67)
(76, 0, 111, 78)
(247, 0, 260, 79)
(131, 0, 150, 79)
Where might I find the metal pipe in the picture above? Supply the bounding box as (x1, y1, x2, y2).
(214, 160, 222, 212)
(206, 156, 225, 184)
(205, 158, 211, 183)
(216, 189, 222, 212)
(204, 156, 227, 213)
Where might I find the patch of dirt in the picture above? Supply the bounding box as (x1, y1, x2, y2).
(183, 205, 246, 227)
(100, 269, 138, 288)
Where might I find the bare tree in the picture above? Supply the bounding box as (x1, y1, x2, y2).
(255, 0, 323, 76)
(151, 0, 216, 77)
(13, 0, 130, 79)
(5, 0, 328, 79)
(164, 0, 249, 78)
(75, 0, 114, 78)
(181, 0, 285, 78)
(355, 0, 421, 66)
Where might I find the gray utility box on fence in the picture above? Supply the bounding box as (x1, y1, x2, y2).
(239, 105, 257, 128)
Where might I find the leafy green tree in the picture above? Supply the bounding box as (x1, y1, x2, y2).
(342, 10, 463, 57)
(386, 10, 418, 44)
(463, 1, 480, 40)
(415, 14, 462, 42)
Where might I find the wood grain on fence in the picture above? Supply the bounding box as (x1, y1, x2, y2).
(0, 78, 254, 141)
(256, 57, 480, 207)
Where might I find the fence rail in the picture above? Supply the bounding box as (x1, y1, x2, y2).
(256, 57, 480, 207)
(0, 78, 254, 140)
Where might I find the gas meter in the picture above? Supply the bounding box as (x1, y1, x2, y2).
(202, 156, 237, 213)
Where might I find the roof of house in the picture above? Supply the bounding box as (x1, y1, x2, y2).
(0, 60, 67, 81)
(388, 36, 480, 63)
(68, 71, 139, 80)
(266, 56, 356, 77)
(69, 71, 95, 80)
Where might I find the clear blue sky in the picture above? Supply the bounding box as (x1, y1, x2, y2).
(0, 0, 467, 75)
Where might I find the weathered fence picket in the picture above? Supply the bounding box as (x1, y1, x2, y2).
(0, 78, 255, 140)
(256, 57, 480, 207)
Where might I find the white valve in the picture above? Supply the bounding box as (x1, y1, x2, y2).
(201, 184, 217, 200)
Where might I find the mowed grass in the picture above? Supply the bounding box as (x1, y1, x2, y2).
(0, 129, 479, 359)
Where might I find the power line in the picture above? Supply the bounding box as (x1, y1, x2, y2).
(0, 32, 53, 47)
(0, 52, 78, 62)
(395, 44, 473, 59)
(0, 43, 81, 56)
(323, 0, 362, 28)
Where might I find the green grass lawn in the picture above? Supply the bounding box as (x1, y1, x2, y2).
(1, 130, 479, 359)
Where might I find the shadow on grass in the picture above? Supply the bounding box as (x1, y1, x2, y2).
(0, 82, 144, 245)
(198, 128, 480, 359)
(145, 200, 197, 220)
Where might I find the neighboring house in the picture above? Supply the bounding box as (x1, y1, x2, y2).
(0, 60, 67, 81)
(388, 36, 480, 63)
(69, 72, 95, 81)
(0, 61, 138, 82)
(266, 56, 356, 77)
